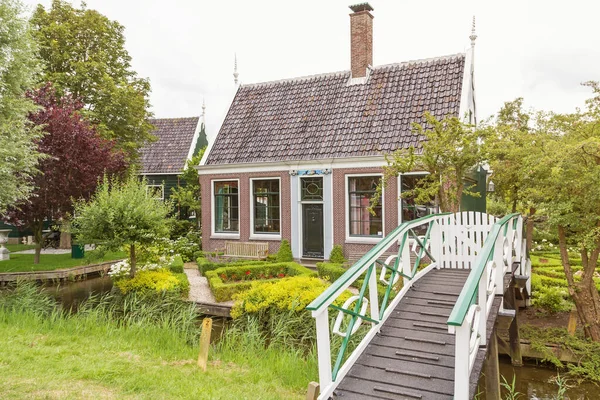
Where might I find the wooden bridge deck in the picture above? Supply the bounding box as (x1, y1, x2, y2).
(333, 268, 471, 400)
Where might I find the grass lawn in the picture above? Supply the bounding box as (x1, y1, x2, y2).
(0, 250, 126, 273)
(5, 244, 36, 252)
(0, 310, 315, 399)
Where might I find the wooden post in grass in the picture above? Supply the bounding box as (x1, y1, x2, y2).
(197, 318, 212, 371)
(305, 382, 320, 400)
(568, 309, 578, 336)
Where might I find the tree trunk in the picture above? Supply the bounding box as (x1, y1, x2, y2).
(558, 226, 600, 341)
(571, 284, 600, 341)
(129, 244, 136, 278)
(59, 232, 71, 249)
(33, 222, 43, 265)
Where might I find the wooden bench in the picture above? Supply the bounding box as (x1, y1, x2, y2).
(224, 242, 269, 260)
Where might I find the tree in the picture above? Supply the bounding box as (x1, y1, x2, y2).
(522, 82, 600, 340)
(30, 0, 154, 162)
(0, 0, 43, 213)
(373, 112, 486, 213)
(3, 85, 127, 263)
(72, 175, 173, 278)
(169, 148, 206, 224)
(483, 99, 542, 249)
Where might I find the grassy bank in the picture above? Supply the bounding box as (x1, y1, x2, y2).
(0, 250, 126, 273)
(0, 286, 316, 399)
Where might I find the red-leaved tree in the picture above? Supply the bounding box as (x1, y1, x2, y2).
(3, 84, 127, 263)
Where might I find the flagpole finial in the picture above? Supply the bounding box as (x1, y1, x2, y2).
(469, 16, 477, 47)
(233, 53, 239, 85)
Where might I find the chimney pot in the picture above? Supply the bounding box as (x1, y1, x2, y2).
(349, 3, 374, 78)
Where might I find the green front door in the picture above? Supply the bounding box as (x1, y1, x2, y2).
(302, 204, 324, 258)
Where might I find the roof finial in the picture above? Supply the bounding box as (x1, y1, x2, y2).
(233, 53, 239, 85)
(202, 97, 206, 125)
(469, 16, 477, 47)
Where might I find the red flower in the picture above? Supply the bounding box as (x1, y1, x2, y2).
(278, 273, 285, 278)
(245, 271, 251, 275)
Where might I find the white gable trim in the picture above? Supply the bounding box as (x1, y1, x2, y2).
(186, 118, 203, 163)
(196, 155, 389, 175)
(459, 46, 476, 125)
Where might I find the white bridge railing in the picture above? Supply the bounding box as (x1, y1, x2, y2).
(447, 213, 528, 399)
(306, 211, 513, 400)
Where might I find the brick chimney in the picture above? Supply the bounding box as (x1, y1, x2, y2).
(349, 3, 374, 78)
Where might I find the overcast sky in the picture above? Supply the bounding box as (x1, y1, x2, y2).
(23, 0, 600, 140)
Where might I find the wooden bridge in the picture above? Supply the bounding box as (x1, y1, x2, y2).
(306, 212, 531, 400)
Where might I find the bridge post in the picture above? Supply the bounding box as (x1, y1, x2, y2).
(314, 309, 333, 390)
(484, 329, 501, 400)
(453, 323, 471, 400)
(504, 280, 523, 366)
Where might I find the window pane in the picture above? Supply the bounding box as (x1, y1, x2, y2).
(301, 177, 323, 201)
(400, 175, 438, 235)
(348, 176, 382, 237)
(253, 179, 280, 234)
(214, 181, 239, 233)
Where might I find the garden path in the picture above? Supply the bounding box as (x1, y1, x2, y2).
(183, 263, 234, 306)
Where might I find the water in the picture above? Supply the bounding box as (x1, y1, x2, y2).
(479, 357, 600, 399)
(44, 275, 113, 310)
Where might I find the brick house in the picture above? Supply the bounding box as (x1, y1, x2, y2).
(197, 3, 478, 261)
(140, 116, 207, 203)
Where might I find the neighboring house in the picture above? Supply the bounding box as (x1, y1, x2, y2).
(197, 3, 481, 260)
(140, 116, 207, 202)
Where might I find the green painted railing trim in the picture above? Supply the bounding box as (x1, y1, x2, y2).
(331, 264, 374, 380)
(330, 304, 380, 325)
(306, 213, 450, 311)
(378, 233, 406, 319)
(447, 213, 520, 327)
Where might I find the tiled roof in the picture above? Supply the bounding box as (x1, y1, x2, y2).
(205, 54, 465, 165)
(140, 117, 199, 174)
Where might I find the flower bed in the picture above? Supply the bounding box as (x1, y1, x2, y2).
(205, 262, 316, 302)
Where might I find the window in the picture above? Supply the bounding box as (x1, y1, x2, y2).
(252, 179, 280, 234)
(400, 174, 438, 234)
(301, 177, 323, 201)
(214, 181, 239, 233)
(348, 176, 382, 237)
(146, 185, 164, 200)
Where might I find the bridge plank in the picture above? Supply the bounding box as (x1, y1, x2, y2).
(333, 268, 470, 400)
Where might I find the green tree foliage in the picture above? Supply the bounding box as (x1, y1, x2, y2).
(374, 113, 486, 213)
(30, 0, 153, 162)
(0, 0, 43, 213)
(169, 147, 206, 223)
(528, 82, 600, 341)
(488, 82, 600, 341)
(72, 175, 173, 277)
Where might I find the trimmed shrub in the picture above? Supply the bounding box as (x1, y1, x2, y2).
(276, 239, 293, 262)
(206, 262, 316, 302)
(329, 245, 346, 264)
(317, 262, 346, 282)
(169, 255, 184, 273)
(115, 269, 188, 297)
(197, 258, 268, 275)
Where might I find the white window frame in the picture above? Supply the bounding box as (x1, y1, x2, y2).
(211, 178, 240, 239)
(146, 184, 165, 201)
(345, 173, 385, 244)
(249, 177, 282, 241)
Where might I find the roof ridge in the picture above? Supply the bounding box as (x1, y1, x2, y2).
(373, 52, 466, 70)
(148, 116, 200, 121)
(239, 52, 465, 89)
(241, 70, 349, 89)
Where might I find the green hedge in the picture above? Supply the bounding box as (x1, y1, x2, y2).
(169, 255, 184, 273)
(316, 262, 346, 282)
(205, 262, 316, 302)
(197, 257, 269, 275)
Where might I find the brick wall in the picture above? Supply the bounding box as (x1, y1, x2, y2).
(200, 166, 399, 261)
(332, 167, 398, 260)
(200, 171, 291, 255)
